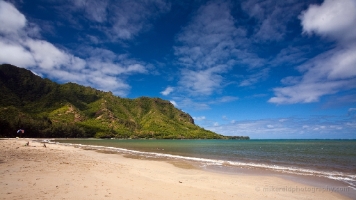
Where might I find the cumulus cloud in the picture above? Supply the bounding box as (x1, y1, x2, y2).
(26, 39, 83, 70)
(0, 1, 149, 96)
(300, 0, 356, 43)
(269, 0, 356, 104)
(0, 0, 26, 33)
(0, 40, 35, 67)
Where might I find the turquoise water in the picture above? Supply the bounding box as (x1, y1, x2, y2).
(54, 139, 356, 190)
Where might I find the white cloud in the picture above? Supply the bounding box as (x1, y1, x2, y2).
(73, 0, 109, 23)
(218, 96, 239, 103)
(269, 0, 356, 104)
(161, 86, 174, 96)
(174, 0, 276, 96)
(269, 79, 352, 104)
(193, 116, 206, 121)
(25, 39, 79, 70)
(300, 0, 356, 43)
(89, 61, 147, 76)
(170, 100, 177, 107)
(0, 1, 150, 97)
(0, 0, 26, 34)
(114, 0, 170, 40)
(175, 1, 242, 68)
(0, 40, 35, 67)
(174, 1, 245, 96)
(68, 0, 170, 41)
(239, 68, 269, 87)
(170, 94, 239, 112)
(179, 67, 225, 96)
(348, 108, 356, 117)
(90, 75, 129, 92)
(126, 64, 147, 74)
(242, 0, 306, 42)
(172, 97, 210, 110)
(254, 17, 283, 41)
(208, 119, 290, 138)
(324, 47, 356, 80)
(270, 46, 308, 67)
(205, 116, 356, 139)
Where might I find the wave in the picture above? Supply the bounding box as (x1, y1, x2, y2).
(52, 141, 356, 190)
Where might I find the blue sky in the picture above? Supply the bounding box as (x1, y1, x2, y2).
(0, 0, 355, 139)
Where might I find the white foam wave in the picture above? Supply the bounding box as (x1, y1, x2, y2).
(55, 141, 356, 190)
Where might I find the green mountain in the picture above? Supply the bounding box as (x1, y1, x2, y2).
(0, 64, 230, 139)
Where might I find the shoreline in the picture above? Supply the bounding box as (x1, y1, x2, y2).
(0, 138, 352, 199)
(53, 138, 356, 191)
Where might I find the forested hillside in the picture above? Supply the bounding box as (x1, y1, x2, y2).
(0, 64, 227, 139)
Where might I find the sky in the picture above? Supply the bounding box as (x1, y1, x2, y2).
(0, 0, 355, 139)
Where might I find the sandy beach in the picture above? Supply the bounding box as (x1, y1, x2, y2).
(0, 139, 351, 200)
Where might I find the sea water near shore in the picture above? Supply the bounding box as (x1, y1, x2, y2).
(53, 139, 356, 191)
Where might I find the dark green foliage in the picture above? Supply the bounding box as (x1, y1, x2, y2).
(0, 64, 229, 139)
(225, 136, 250, 140)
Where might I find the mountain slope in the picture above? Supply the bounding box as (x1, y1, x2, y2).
(0, 64, 225, 139)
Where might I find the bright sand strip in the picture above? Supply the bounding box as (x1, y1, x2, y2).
(0, 139, 351, 200)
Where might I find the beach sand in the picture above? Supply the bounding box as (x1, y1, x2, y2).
(0, 139, 351, 200)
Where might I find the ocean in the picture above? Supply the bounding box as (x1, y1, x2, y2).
(53, 139, 356, 191)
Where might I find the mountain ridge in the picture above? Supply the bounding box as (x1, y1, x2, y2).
(0, 64, 247, 139)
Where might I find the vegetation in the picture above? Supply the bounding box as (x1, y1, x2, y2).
(0, 64, 248, 139)
(224, 136, 250, 140)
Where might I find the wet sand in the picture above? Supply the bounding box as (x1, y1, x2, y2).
(0, 138, 351, 200)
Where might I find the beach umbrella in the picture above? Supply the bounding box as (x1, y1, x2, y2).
(17, 129, 24, 135)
